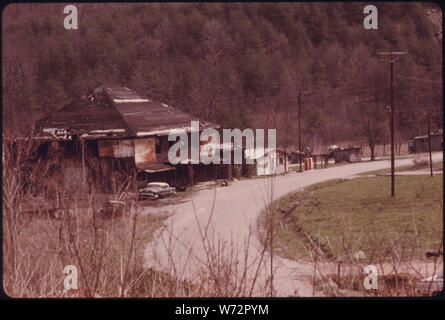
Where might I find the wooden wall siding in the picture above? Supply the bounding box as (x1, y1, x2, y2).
(98, 139, 134, 158)
(158, 136, 170, 163)
(134, 138, 157, 166)
(113, 140, 134, 157)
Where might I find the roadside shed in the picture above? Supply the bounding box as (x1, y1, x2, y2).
(333, 147, 362, 163)
(408, 130, 443, 153)
(244, 148, 289, 176)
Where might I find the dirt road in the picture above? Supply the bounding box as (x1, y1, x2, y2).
(144, 153, 443, 296)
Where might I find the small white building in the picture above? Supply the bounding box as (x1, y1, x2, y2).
(245, 148, 289, 176)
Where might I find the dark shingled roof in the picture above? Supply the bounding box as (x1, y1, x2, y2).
(35, 85, 218, 140)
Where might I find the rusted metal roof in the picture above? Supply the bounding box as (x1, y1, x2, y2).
(35, 85, 218, 140)
(105, 86, 218, 137)
(138, 163, 177, 173)
(35, 88, 130, 140)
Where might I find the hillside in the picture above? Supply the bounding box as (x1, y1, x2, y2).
(2, 3, 442, 150)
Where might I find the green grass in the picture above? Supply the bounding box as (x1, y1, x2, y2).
(358, 161, 443, 176)
(260, 175, 443, 262)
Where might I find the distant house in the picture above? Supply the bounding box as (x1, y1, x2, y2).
(276, 149, 290, 174)
(333, 147, 362, 163)
(408, 129, 443, 153)
(34, 85, 227, 188)
(245, 148, 289, 176)
(288, 149, 305, 164)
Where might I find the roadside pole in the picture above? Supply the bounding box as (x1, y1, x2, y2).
(378, 50, 407, 197)
(81, 137, 86, 187)
(298, 91, 302, 172)
(427, 111, 433, 177)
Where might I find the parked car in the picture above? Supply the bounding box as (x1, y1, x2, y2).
(416, 270, 443, 296)
(175, 184, 186, 192)
(138, 182, 176, 200)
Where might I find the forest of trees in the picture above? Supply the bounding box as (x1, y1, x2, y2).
(2, 3, 442, 153)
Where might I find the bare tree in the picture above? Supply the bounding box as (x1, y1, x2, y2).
(360, 103, 387, 161)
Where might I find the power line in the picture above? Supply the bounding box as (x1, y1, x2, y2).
(214, 85, 389, 110)
(393, 106, 441, 114)
(396, 75, 442, 84)
(416, 65, 443, 70)
(186, 71, 440, 114)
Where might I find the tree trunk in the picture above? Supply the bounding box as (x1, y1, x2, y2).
(370, 143, 376, 161)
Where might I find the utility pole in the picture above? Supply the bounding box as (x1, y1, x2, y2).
(298, 91, 302, 172)
(427, 111, 433, 177)
(81, 137, 86, 187)
(378, 51, 407, 197)
(428, 81, 434, 178)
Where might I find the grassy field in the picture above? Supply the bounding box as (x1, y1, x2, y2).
(358, 160, 443, 176)
(260, 175, 443, 262)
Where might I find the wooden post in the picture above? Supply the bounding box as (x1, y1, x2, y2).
(182, 165, 185, 185)
(378, 50, 406, 196)
(227, 163, 232, 180)
(285, 152, 288, 172)
(428, 112, 433, 177)
(298, 92, 302, 173)
(188, 163, 194, 186)
(81, 137, 86, 187)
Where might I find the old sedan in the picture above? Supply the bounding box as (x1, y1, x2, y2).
(138, 182, 176, 200)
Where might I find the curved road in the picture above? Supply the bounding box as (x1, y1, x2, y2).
(144, 153, 443, 296)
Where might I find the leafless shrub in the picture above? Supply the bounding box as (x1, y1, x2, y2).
(2, 134, 147, 297)
(309, 227, 443, 297)
(3, 133, 281, 298)
(413, 154, 429, 167)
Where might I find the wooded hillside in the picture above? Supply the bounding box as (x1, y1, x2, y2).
(2, 3, 442, 151)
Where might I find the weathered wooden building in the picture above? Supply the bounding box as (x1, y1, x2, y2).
(34, 85, 229, 189)
(288, 149, 305, 164)
(333, 147, 362, 163)
(408, 130, 443, 153)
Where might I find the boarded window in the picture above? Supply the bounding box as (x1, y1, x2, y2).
(134, 138, 157, 166)
(98, 140, 134, 158)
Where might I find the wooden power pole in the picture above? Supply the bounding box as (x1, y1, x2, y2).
(427, 111, 433, 177)
(298, 91, 302, 172)
(81, 137, 86, 187)
(378, 51, 407, 197)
